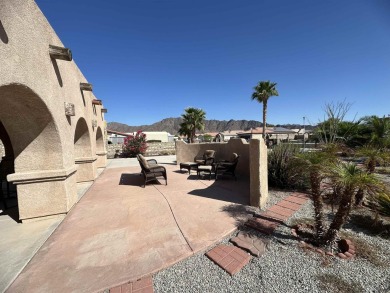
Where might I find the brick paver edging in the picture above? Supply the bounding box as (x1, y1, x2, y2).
(206, 245, 252, 275)
(246, 192, 310, 235)
(109, 276, 153, 293)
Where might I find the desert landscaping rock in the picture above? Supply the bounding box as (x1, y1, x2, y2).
(154, 190, 390, 293)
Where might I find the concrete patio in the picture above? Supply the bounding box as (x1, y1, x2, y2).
(5, 156, 251, 292)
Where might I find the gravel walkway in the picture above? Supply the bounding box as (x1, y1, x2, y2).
(153, 189, 390, 293)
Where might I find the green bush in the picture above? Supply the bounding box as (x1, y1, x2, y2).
(268, 143, 307, 189)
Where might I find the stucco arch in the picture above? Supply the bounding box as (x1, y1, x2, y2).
(96, 127, 104, 153)
(74, 117, 96, 182)
(0, 83, 63, 172)
(74, 118, 92, 158)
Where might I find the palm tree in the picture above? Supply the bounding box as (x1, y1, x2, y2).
(178, 107, 206, 143)
(323, 161, 385, 244)
(251, 81, 279, 138)
(293, 151, 335, 240)
(364, 115, 390, 148)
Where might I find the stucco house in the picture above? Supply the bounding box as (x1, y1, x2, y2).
(0, 0, 107, 222)
(237, 127, 297, 145)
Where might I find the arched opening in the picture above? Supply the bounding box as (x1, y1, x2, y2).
(95, 126, 106, 169)
(96, 127, 104, 153)
(74, 118, 92, 159)
(0, 83, 63, 219)
(74, 118, 95, 182)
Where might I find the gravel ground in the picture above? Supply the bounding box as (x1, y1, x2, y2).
(153, 189, 390, 293)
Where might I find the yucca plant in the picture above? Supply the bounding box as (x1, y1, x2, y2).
(376, 192, 390, 217)
(323, 161, 385, 244)
(268, 143, 303, 189)
(291, 151, 336, 240)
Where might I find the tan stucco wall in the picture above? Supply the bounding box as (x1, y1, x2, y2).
(176, 138, 269, 208)
(176, 139, 250, 176)
(0, 0, 107, 221)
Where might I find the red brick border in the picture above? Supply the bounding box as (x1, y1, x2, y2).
(206, 245, 251, 275)
(245, 193, 309, 235)
(109, 276, 153, 293)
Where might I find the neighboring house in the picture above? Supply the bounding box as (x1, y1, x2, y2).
(215, 130, 242, 142)
(237, 127, 297, 144)
(143, 131, 174, 142)
(290, 128, 313, 140)
(107, 129, 128, 144)
(107, 130, 174, 143)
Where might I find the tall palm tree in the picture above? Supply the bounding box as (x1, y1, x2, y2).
(251, 81, 279, 138)
(323, 161, 385, 244)
(178, 107, 206, 143)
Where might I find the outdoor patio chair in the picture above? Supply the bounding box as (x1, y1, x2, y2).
(215, 153, 239, 180)
(137, 154, 167, 187)
(194, 150, 216, 166)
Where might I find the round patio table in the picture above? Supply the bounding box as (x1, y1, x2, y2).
(179, 162, 199, 174)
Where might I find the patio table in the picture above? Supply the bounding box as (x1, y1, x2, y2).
(179, 162, 199, 174)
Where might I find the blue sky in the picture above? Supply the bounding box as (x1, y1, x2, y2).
(36, 0, 390, 126)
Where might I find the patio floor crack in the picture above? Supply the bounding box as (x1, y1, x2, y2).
(153, 185, 195, 252)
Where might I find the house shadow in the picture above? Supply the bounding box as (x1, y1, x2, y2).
(187, 177, 250, 205)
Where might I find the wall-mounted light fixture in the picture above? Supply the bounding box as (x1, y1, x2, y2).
(92, 99, 102, 105)
(49, 45, 72, 61)
(64, 102, 75, 116)
(80, 83, 93, 91)
(101, 108, 108, 113)
(92, 119, 97, 127)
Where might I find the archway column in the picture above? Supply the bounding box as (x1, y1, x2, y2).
(75, 156, 97, 182)
(95, 151, 107, 169)
(7, 166, 77, 222)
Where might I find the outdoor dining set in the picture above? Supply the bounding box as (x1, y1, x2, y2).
(136, 150, 240, 187)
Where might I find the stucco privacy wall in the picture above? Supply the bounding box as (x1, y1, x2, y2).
(175, 138, 268, 207)
(0, 0, 107, 221)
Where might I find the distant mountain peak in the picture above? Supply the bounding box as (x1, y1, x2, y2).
(107, 118, 313, 134)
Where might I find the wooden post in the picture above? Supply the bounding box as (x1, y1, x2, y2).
(49, 45, 72, 61)
(80, 83, 93, 91)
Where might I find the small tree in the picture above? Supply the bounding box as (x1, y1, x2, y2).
(324, 161, 386, 244)
(178, 107, 206, 143)
(315, 100, 353, 144)
(122, 130, 147, 157)
(292, 151, 336, 240)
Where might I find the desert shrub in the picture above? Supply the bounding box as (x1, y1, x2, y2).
(375, 192, 390, 217)
(268, 143, 307, 189)
(122, 131, 148, 157)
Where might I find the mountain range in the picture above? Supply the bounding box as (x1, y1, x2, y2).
(107, 118, 314, 134)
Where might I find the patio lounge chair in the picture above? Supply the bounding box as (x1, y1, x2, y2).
(137, 154, 167, 187)
(194, 150, 216, 166)
(215, 153, 239, 180)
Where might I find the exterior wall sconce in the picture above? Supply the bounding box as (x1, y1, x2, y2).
(49, 45, 72, 61)
(92, 120, 97, 127)
(101, 108, 108, 113)
(92, 99, 102, 105)
(80, 83, 93, 91)
(64, 102, 75, 116)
